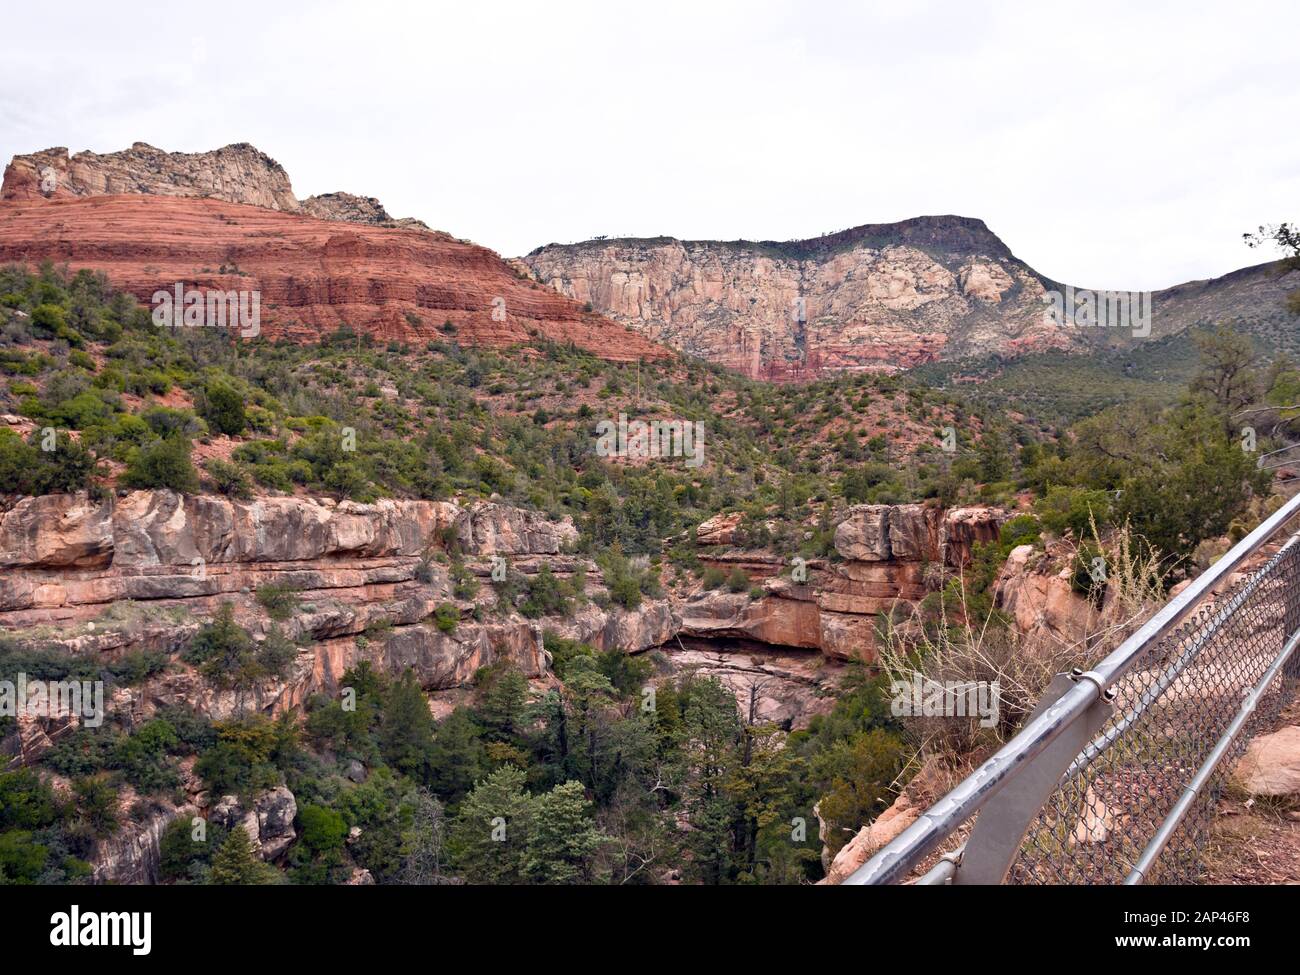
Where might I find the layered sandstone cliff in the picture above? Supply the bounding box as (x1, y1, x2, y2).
(522, 218, 1072, 378)
(0, 193, 668, 357)
(0, 489, 1026, 880)
(0, 490, 674, 733)
(0, 142, 668, 359)
(1, 142, 427, 229)
(683, 503, 1005, 664)
(0, 492, 1006, 740)
(522, 219, 1300, 377)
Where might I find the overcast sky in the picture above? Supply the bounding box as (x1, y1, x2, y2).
(3, 0, 1296, 289)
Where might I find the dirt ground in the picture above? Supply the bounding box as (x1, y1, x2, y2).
(1203, 696, 1300, 885)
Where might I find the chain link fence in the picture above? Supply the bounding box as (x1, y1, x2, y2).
(1010, 531, 1300, 884)
(849, 496, 1300, 886)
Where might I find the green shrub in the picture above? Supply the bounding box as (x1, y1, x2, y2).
(255, 585, 300, 621)
(726, 568, 750, 593)
(1034, 485, 1112, 538)
(433, 603, 459, 633)
(0, 428, 100, 495)
(205, 459, 253, 499)
(701, 566, 727, 590)
(298, 804, 348, 855)
(200, 379, 247, 436)
(121, 437, 200, 493)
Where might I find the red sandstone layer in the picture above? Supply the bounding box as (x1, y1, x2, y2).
(0, 194, 670, 361)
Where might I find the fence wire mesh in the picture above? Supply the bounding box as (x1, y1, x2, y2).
(1007, 532, 1300, 884)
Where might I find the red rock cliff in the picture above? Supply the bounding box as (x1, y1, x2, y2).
(0, 142, 670, 360)
(0, 193, 669, 358)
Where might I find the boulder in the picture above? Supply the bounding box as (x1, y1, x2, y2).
(821, 758, 946, 884)
(454, 501, 578, 556)
(210, 786, 298, 860)
(695, 512, 743, 546)
(1235, 726, 1300, 797)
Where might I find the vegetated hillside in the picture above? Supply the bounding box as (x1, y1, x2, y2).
(910, 297, 1300, 429)
(0, 194, 667, 361)
(0, 263, 1010, 887)
(0, 262, 1289, 887)
(0, 262, 1017, 541)
(1, 260, 1289, 594)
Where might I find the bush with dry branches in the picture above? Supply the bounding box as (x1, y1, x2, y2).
(877, 521, 1168, 773)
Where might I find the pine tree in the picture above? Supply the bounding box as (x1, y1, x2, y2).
(522, 781, 603, 884)
(379, 670, 435, 780)
(449, 765, 532, 884)
(209, 825, 276, 885)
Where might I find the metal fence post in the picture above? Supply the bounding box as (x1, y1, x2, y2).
(952, 672, 1113, 884)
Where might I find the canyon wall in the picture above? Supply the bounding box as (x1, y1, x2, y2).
(1, 142, 427, 229)
(522, 220, 1300, 377)
(0, 143, 669, 360)
(685, 502, 1004, 657)
(0, 492, 1004, 735)
(522, 219, 1072, 378)
(0, 489, 1014, 881)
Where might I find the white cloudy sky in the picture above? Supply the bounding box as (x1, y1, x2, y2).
(2, 0, 1297, 289)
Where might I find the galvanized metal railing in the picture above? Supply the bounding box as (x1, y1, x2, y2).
(846, 490, 1300, 886)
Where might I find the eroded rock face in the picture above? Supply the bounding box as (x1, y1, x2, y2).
(299, 191, 429, 230)
(210, 786, 298, 860)
(0, 491, 459, 620)
(0, 139, 673, 362)
(681, 504, 1005, 664)
(524, 220, 1300, 374)
(993, 543, 1099, 640)
(2, 142, 425, 230)
(454, 502, 578, 556)
(524, 220, 1071, 378)
(2, 712, 79, 770)
(0, 491, 1014, 739)
(381, 621, 546, 686)
(695, 512, 743, 546)
(3, 143, 299, 210)
(0, 491, 598, 622)
(0, 493, 114, 570)
(833, 503, 1002, 566)
(93, 799, 196, 884)
(546, 600, 680, 655)
(664, 641, 841, 730)
(681, 590, 822, 650)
